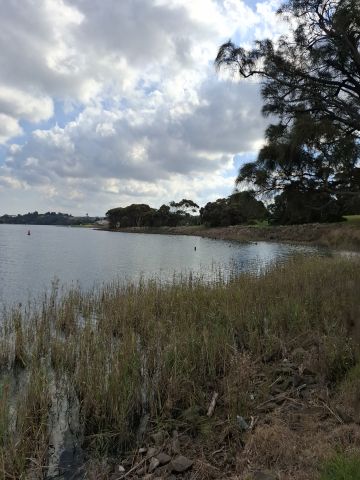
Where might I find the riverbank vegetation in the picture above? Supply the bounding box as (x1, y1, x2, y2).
(128, 219, 360, 252)
(1, 255, 360, 479)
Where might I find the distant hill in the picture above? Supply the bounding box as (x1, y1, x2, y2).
(0, 211, 101, 226)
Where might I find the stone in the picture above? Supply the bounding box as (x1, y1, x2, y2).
(170, 455, 193, 473)
(151, 430, 166, 446)
(156, 452, 171, 466)
(149, 457, 160, 473)
(171, 438, 180, 455)
(236, 415, 250, 431)
(147, 447, 157, 457)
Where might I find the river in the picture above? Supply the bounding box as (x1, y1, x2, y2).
(0, 224, 320, 306)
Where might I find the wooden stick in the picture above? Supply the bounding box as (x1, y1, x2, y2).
(207, 392, 219, 417)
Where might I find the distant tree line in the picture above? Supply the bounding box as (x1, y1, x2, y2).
(106, 199, 201, 228)
(107, 186, 360, 230)
(0, 211, 100, 226)
(106, 194, 270, 229)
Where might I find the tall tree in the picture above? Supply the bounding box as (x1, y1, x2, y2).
(238, 116, 360, 196)
(215, 0, 360, 135)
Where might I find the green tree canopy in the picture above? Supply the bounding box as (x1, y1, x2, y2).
(216, 0, 360, 135)
(200, 191, 268, 227)
(238, 117, 360, 197)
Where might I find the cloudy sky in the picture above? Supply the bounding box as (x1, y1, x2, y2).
(0, 0, 285, 216)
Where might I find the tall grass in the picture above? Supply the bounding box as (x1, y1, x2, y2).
(320, 454, 360, 480)
(0, 255, 359, 478)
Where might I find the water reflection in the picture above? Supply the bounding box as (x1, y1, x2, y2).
(0, 224, 321, 306)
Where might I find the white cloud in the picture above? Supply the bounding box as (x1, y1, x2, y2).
(0, 0, 284, 214)
(0, 114, 22, 143)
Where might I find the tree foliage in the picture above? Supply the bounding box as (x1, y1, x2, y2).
(106, 200, 200, 229)
(216, 0, 360, 135)
(237, 117, 360, 223)
(238, 117, 360, 195)
(216, 0, 360, 224)
(200, 191, 268, 227)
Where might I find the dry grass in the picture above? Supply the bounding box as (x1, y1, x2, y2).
(120, 220, 360, 251)
(0, 255, 359, 478)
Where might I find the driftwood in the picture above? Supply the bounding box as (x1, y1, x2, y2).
(207, 392, 219, 417)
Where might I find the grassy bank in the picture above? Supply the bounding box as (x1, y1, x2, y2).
(0, 256, 360, 479)
(111, 219, 360, 251)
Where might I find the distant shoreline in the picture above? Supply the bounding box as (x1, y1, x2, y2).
(101, 221, 360, 251)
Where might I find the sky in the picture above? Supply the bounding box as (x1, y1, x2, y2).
(0, 0, 286, 216)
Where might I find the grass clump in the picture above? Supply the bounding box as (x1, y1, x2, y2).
(320, 453, 360, 480)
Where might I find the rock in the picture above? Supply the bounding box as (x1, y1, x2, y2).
(155, 464, 171, 477)
(171, 438, 180, 455)
(253, 470, 277, 480)
(170, 455, 193, 473)
(236, 415, 250, 431)
(156, 452, 171, 466)
(151, 430, 166, 446)
(149, 457, 160, 473)
(147, 447, 157, 457)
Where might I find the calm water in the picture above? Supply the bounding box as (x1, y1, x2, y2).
(0, 224, 320, 306)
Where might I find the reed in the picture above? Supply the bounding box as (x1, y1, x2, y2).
(0, 255, 359, 478)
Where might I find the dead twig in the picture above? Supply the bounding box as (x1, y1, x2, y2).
(114, 448, 161, 480)
(207, 391, 219, 417)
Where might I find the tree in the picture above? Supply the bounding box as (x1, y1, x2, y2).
(169, 199, 200, 225)
(270, 185, 343, 224)
(238, 117, 360, 195)
(106, 204, 155, 228)
(237, 117, 360, 223)
(216, 0, 360, 136)
(200, 191, 268, 227)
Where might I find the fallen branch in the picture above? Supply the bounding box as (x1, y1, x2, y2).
(207, 392, 219, 417)
(115, 448, 161, 480)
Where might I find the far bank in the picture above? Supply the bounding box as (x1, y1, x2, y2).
(101, 219, 360, 251)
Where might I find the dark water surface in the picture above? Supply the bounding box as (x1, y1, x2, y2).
(0, 224, 320, 306)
